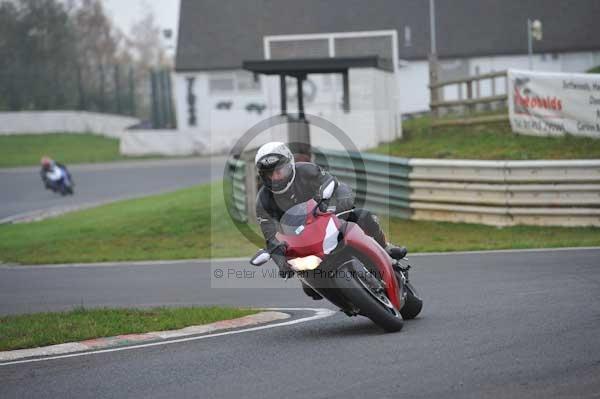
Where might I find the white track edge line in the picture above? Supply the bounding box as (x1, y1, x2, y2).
(0, 308, 336, 367)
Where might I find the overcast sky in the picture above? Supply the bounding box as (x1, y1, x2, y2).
(101, 0, 180, 39)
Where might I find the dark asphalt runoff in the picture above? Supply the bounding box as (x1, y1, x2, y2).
(1, 248, 600, 398)
(0, 157, 227, 221)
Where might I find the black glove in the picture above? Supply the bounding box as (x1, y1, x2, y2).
(312, 192, 330, 213)
(317, 198, 330, 213)
(270, 241, 295, 279)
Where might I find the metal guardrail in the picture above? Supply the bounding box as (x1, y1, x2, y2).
(315, 149, 600, 227)
(232, 150, 600, 227)
(226, 158, 248, 223)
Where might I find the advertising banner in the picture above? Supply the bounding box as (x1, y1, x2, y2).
(508, 69, 600, 138)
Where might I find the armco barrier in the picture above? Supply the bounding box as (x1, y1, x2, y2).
(234, 150, 600, 227)
(314, 150, 600, 227)
(226, 158, 248, 223)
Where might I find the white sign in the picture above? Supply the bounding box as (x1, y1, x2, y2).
(508, 69, 600, 138)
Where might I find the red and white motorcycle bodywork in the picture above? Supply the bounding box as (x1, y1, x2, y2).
(251, 199, 422, 332)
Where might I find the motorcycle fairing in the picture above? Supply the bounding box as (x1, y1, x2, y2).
(276, 209, 342, 259)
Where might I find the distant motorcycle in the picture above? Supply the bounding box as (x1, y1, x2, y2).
(250, 182, 422, 332)
(42, 163, 74, 196)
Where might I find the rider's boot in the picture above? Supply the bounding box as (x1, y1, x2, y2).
(385, 243, 407, 260)
(347, 209, 408, 260)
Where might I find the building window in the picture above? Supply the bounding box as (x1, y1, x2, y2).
(404, 26, 412, 47)
(209, 75, 235, 93)
(209, 71, 261, 94)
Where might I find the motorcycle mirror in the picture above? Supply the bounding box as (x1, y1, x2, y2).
(250, 249, 271, 266)
(321, 180, 336, 200)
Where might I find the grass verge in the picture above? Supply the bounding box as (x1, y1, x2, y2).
(371, 116, 600, 160)
(381, 218, 600, 253)
(587, 66, 600, 74)
(0, 181, 599, 265)
(0, 306, 259, 351)
(0, 133, 163, 168)
(0, 181, 260, 264)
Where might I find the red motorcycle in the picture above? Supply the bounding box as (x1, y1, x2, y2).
(250, 191, 423, 332)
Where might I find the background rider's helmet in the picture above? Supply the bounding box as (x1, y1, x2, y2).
(255, 142, 296, 194)
(40, 156, 52, 170)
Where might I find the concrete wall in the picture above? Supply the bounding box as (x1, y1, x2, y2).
(0, 111, 140, 139)
(120, 130, 200, 156)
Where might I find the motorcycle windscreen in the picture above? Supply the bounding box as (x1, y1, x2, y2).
(277, 200, 340, 258)
(279, 201, 313, 236)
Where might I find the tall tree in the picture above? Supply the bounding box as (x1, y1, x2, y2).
(0, 1, 20, 109)
(0, 0, 78, 110)
(128, 5, 169, 69)
(125, 5, 171, 120)
(0, 0, 169, 118)
(72, 0, 119, 69)
(71, 0, 122, 111)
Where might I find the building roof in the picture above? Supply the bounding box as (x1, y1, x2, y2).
(243, 56, 394, 75)
(176, 0, 600, 71)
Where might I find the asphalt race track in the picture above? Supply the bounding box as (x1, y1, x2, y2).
(1, 248, 599, 398)
(0, 157, 226, 221)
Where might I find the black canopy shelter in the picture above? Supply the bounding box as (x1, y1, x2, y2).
(243, 56, 392, 158)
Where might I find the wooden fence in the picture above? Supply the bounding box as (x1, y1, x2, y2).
(429, 70, 509, 127)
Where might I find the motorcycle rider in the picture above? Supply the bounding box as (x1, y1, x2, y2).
(40, 156, 73, 194)
(254, 142, 407, 293)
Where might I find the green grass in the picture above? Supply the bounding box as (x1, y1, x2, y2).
(0, 306, 259, 351)
(0, 181, 260, 264)
(0, 133, 164, 168)
(380, 218, 600, 253)
(372, 117, 600, 160)
(587, 66, 600, 74)
(0, 181, 598, 265)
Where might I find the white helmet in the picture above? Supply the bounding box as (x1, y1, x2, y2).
(255, 142, 296, 194)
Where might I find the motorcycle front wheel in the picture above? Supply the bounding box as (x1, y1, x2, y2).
(338, 266, 404, 332)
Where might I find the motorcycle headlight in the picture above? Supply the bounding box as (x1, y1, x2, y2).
(288, 255, 322, 271)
